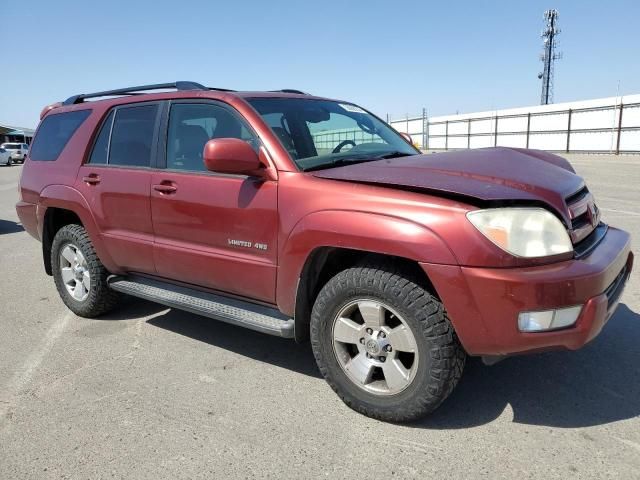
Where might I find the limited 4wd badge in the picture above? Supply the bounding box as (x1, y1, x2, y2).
(228, 239, 268, 251)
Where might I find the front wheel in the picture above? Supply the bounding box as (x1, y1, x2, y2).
(51, 224, 120, 317)
(310, 263, 465, 422)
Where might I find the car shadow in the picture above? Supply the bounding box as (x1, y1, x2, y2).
(413, 303, 640, 429)
(102, 298, 640, 428)
(98, 296, 322, 379)
(0, 218, 24, 234)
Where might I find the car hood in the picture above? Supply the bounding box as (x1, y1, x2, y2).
(311, 147, 583, 224)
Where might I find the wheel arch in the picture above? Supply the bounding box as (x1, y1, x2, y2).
(278, 210, 457, 342)
(38, 185, 116, 275)
(292, 247, 440, 342)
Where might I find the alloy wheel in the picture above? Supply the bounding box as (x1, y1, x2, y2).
(59, 243, 90, 302)
(332, 299, 419, 395)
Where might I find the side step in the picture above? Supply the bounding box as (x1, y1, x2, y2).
(108, 275, 294, 338)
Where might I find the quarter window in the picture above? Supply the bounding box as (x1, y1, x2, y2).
(29, 109, 91, 161)
(166, 103, 257, 172)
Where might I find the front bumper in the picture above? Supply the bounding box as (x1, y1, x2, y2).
(421, 226, 633, 356)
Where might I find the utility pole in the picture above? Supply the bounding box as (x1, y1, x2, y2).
(538, 9, 562, 105)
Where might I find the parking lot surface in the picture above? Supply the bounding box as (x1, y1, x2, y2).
(0, 154, 638, 479)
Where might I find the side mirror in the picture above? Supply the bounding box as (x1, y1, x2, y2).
(203, 138, 263, 176)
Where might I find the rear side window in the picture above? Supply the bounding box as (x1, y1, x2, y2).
(109, 105, 158, 167)
(88, 111, 114, 165)
(29, 110, 91, 161)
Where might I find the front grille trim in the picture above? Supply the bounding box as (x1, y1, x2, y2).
(573, 223, 607, 259)
(565, 186, 599, 245)
(565, 185, 589, 205)
(604, 264, 629, 310)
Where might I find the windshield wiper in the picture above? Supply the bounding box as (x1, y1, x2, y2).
(303, 151, 416, 172)
(369, 150, 416, 160)
(304, 157, 373, 172)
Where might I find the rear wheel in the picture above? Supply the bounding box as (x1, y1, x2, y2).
(310, 263, 465, 422)
(51, 224, 120, 317)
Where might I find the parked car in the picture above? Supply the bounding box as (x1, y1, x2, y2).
(16, 82, 632, 422)
(0, 147, 11, 166)
(1, 143, 29, 163)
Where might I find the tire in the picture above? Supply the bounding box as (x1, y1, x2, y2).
(51, 224, 120, 317)
(310, 263, 465, 422)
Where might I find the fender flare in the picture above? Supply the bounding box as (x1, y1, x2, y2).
(276, 209, 457, 316)
(37, 184, 118, 273)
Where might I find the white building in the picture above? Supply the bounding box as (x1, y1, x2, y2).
(390, 94, 640, 154)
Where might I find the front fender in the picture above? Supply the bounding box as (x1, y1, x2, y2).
(37, 184, 118, 273)
(276, 210, 457, 315)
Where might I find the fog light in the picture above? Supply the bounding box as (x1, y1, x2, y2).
(518, 305, 583, 332)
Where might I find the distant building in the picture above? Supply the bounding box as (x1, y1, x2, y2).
(0, 123, 35, 145)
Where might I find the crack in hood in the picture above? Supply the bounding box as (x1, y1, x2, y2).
(311, 147, 584, 224)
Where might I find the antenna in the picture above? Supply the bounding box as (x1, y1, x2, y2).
(538, 9, 562, 105)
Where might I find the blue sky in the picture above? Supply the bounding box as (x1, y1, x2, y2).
(1, 0, 639, 128)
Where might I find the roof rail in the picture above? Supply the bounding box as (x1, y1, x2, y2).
(271, 89, 310, 95)
(62, 81, 229, 105)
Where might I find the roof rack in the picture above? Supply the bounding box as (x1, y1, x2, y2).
(62, 81, 234, 105)
(271, 89, 310, 95)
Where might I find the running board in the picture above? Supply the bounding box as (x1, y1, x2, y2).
(108, 275, 294, 338)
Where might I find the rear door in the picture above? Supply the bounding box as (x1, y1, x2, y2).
(76, 102, 160, 273)
(150, 100, 278, 303)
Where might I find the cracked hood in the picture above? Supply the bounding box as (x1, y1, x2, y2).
(311, 147, 584, 223)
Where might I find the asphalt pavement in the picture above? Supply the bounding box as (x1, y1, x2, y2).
(0, 154, 638, 479)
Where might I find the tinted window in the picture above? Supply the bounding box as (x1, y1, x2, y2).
(166, 103, 257, 172)
(109, 105, 158, 167)
(88, 111, 114, 164)
(29, 110, 91, 161)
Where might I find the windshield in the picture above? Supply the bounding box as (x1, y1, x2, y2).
(1, 143, 21, 150)
(247, 98, 418, 171)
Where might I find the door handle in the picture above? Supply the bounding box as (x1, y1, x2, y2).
(153, 183, 177, 194)
(83, 174, 100, 185)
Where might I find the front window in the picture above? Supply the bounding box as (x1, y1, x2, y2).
(166, 103, 257, 172)
(247, 98, 418, 171)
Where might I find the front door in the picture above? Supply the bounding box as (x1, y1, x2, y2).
(150, 101, 278, 303)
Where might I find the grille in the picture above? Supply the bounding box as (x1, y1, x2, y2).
(565, 185, 599, 245)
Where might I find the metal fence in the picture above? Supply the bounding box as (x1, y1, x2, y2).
(311, 130, 384, 153)
(390, 101, 640, 154)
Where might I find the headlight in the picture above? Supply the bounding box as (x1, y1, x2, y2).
(466, 207, 572, 258)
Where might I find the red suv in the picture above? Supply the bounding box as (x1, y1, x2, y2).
(17, 82, 632, 421)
